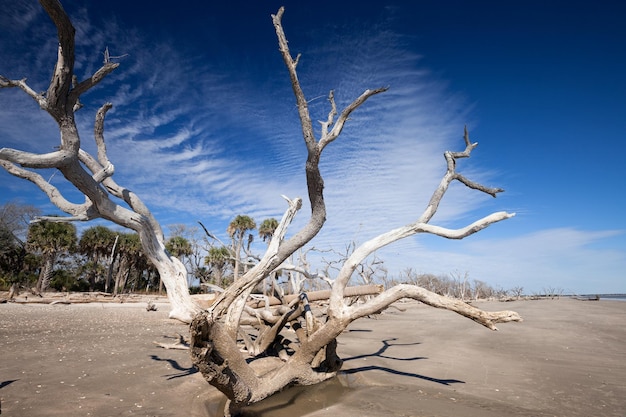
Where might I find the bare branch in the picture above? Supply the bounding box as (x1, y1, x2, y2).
(210, 196, 303, 330)
(449, 125, 478, 159)
(422, 129, 501, 224)
(329, 130, 515, 314)
(272, 7, 316, 151)
(101, 175, 165, 237)
(271, 8, 387, 265)
(71, 62, 119, 98)
(0, 159, 96, 220)
(453, 172, 504, 197)
(347, 284, 522, 330)
(153, 334, 190, 350)
(319, 90, 337, 139)
(416, 211, 515, 239)
(320, 86, 388, 151)
(78, 124, 163, 237)
(0, 147, 73, 169)
(77, 149, 114, 184)
(276, 262, 319, 281)
(0, 76, 48, 108)
(39, 0, 76, 117)
(33, 214, 93, 222)
(92, 102, 115, 177)
(102, 46, 129, 64)
(0, 0, 199, 321)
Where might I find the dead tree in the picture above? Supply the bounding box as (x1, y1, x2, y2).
(188, 7, 521, 416)
(1, 3, 521, 415)
(0, 0, 198, 322)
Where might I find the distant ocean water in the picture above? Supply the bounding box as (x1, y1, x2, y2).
(580, 294, 626, 301)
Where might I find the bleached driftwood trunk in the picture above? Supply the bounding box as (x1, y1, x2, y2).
(188, 7, 521, 416)
(0, 0, 198, 322)
(2, 3, 521, 415)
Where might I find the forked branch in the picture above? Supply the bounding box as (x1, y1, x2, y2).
(3, 2, 522, 412)
(191, 9, 520, 415)
(329, 128, 515, 315)
(0, 0, 199, 322)
(207, 8, 389, 334)
(270, 7, 386, 263)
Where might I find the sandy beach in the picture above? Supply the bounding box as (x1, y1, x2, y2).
(1, 298, 624, 416)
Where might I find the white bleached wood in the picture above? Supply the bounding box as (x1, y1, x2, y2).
(0, 0, 198, 322)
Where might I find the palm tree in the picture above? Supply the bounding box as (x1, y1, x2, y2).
(0, 224, 21, 282)
(26, 219, 77, 294)
(79, 225, 116, 291)
(165, 236, 193, 259)
(226, 215, 256, 281)
(0, 202, 41, 288)
(112, 232, 148, 296)
(204, 246, 232, 287)
(165, 235, 193, 287)
(258, 218, 279, 243)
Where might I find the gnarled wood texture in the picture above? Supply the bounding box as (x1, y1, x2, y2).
(1, 3, 521, 415)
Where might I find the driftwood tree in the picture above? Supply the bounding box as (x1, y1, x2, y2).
(0, 0, 198, 322)
(1, 2, 522, 415)
(188, 7, 521, 416)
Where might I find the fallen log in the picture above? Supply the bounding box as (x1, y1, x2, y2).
(247, 284, 383, 308)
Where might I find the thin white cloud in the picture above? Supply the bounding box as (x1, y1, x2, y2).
(4, 3, 622, 296)
(380, 227, 626, 294)
(0, 3, 505, 267)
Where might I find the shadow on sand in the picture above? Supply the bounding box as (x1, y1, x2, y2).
(197, 337, 464, 416)
(149, 354, 198, 380)
(0, 380, 18, 389)
(341, 337, 464, 385)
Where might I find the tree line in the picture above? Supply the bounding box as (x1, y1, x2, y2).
(0, 201, 284, 296)
(2, 201, 518, 300)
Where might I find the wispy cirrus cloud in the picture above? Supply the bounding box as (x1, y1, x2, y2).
(8, 2, 621, 297)
(2, 2, 624, 296)
(387, 227, 626, 294)
(1, 2, 507, 270)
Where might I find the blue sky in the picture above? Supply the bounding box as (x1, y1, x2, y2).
(1, 1, 624, 294)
